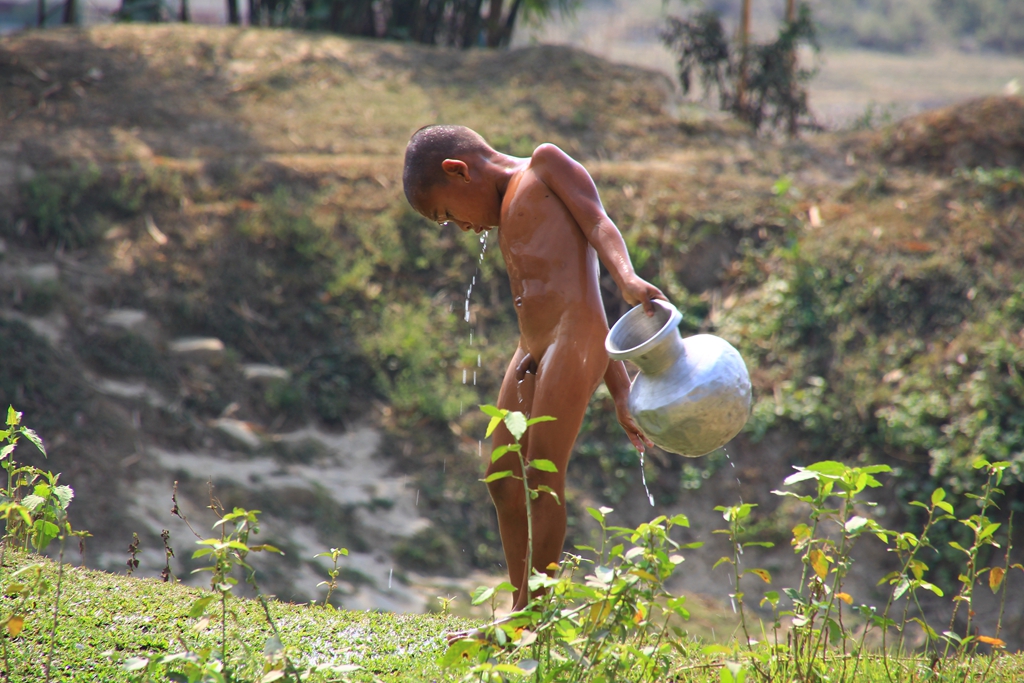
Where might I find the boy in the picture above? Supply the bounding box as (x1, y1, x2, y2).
(403, 125, 664, 610)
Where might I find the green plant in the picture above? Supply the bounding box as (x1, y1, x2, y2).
(444, 506, 699, 683)
(479, 404, 559, 593)
(125, 503, 365, 682)
(314, 547, 349, 605)
(18, 164, 102, 248)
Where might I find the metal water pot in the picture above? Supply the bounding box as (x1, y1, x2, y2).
(605, 300, 751, 457)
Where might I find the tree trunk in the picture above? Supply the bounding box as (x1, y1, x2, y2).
(785, 0, 798, 136)
(499, 0, 523, 47)
(460, 0, 485, 48)
(38, 0, 46, 26)
(62, 0, 75, 24)
(227, 0, 240, 25)
(736, 0, 751, 115)
(179, 0, 190, 21)
(248, 0, 259, 25)
(486, 0, 504, 48)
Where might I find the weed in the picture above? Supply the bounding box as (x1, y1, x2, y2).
(18, 164, 102, 249)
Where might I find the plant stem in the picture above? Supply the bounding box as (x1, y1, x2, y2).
(43, 531, 66, 683)
(517, 447, 534, 603)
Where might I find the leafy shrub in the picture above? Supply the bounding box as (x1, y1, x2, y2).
(18, 164, 102, 249)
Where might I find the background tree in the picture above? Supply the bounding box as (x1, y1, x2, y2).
(662, 2, 819, 135)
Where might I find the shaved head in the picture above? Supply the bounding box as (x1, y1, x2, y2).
(403, 125, 490, 208)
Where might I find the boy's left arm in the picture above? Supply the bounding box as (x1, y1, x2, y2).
(531, 144, 665, 312)
(604, 359, 654, 452)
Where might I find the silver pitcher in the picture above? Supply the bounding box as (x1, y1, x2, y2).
(605, 300, 751, 457)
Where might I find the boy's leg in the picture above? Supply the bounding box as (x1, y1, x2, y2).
(487, 347, 535, 605)
(486, 339, 605, 609)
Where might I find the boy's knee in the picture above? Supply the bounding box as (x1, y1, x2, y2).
(486, 475, 524, 511)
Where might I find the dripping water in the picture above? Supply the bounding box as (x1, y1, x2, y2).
(639, 448, 655, 507)
(415, 489, 420, 506)
(388, 567, 393, 589)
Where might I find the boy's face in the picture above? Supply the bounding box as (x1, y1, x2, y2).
(417, 163, 500, 234)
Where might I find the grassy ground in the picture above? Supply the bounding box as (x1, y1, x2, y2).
(3, 546, 1024, 682)
(0, 548, 474, 682)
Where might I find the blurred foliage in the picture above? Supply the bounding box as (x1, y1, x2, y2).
(662, 4, 820, 134)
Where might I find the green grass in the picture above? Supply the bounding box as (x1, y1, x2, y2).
(0, 549, 474, 682)
(3, 546, 1024, 682)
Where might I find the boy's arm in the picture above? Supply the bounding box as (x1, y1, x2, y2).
(605, 359, 654, 452)
(531, 143, 665, 312)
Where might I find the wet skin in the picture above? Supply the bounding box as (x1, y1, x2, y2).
(416, 142, 664, 611)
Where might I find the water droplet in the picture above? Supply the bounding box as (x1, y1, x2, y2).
(443, 458, 446, 473)
(477, 354, 481, 367)
(473, 371, 477, 385)
(388, 567, 393, 589)
(463, 369, 467, 384)
(415, 489, 420, 506)
(729, 595, 736, 613)
(516, 379, 524, 404)
(470, 332, 473, 344)
(478, 440, 482, 459)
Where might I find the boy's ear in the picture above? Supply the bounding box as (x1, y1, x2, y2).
(441, 158, 471, 182)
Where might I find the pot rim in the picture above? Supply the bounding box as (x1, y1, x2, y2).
(606, 299, 683, 361)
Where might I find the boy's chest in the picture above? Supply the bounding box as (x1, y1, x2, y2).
(499, 173, 580, 257)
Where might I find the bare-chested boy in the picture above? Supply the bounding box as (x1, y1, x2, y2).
(403, 125, 665, 610)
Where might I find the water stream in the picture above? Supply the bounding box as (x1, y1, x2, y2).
(639, 448, 655, 507)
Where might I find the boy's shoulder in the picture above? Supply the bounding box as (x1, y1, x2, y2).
(529, 142, 570, 168)
(526, 143, 588, 185)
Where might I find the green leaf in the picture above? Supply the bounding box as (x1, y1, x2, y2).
(587, 507, 606, 525)
(21, 495, 45, 512)
(440, 638, 481, 668)
(471, 586, 496, 605)
(19, 428, 45, 457)
(911, 617, 939, 640)
(490, 445, 510, 463)
(525, 415, 557, 426)
(536, 485, 560, 504)
(52, 485, 74, 510)
(483, 470, 514, 483)
(189, 595, 216, 618)
(123, 657, 150, 672)
(0, 444, 14, 461)
(6, 406, 21, 427)
(806, 461, 847, 477)
(485, 416, 503, 439)
(479, 404, 506, 419)
(783, 469, 818, 486)
(845, 516, 868, 533)
(504, 412, 528, 441)
(31, 519, 59, 552)
(530, 459, 558, 473)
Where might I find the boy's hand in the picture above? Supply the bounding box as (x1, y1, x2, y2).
(620, 276, 666, 316)
(615, 400, 654, 453)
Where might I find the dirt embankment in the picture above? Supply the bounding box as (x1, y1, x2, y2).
(1, 25, 1023, 644)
